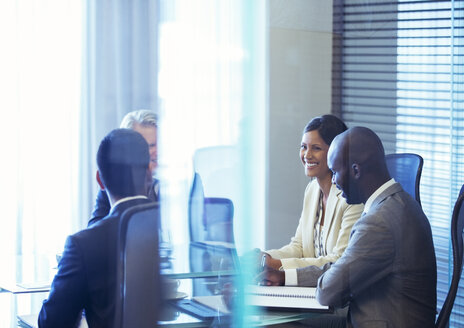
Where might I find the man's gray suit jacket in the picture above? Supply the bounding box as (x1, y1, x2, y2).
(298, 182, 437, 328)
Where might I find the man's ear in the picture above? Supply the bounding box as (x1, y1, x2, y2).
(96, 170, 105, 190)
(352, 163, 361, 179)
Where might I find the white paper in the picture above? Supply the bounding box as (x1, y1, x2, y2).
(246, 285, 329, 310)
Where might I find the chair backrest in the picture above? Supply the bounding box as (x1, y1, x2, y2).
(188, 173, 235, 243)
(189, 172, 206, 242)
(385, 153, 423, 205)
(204, 197, 235, 243)
(435, 190, 464, 328)
(193, 145, 243, 247)
(114, 202, 161, 328)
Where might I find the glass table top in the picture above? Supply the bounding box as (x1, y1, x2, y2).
(3, 244, 324, 327)
(0, 241, 238, 293)
(161, 241, 239, 279)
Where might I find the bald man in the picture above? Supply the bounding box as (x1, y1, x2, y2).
(313, 126, 436, 327)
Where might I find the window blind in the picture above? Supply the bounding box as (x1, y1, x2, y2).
(332, 0, 464, 325)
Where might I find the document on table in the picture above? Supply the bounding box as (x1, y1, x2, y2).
(246, 285, 330, 312)
(16, 281, 51, 291)
(192, 295, 230, 314)
(0, 281, 51, 294)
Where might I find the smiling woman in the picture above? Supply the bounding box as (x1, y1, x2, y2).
(262, 115, 364, 271)
(0, 1, 82, 326)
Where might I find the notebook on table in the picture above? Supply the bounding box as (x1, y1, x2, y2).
(246, 285, 331, 312)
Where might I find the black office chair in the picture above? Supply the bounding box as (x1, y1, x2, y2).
(189, 173, 235, 244)
(385, 153, 423, 205)
(189, 172, 206, 242)
(435, 190, 464, 328)
(114, 202, 161, 328)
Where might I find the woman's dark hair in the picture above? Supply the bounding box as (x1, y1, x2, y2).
(303, 114, 348, 146)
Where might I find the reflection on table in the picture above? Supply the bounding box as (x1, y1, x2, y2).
(162, 241, 239, 279)
(1, 242, 236, 294)
(3, 244, 321, 327)
(160, 243, 322, 327)
(159, 277, 322, 327)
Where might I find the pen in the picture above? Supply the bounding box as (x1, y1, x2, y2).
(261, 254, 266, 270)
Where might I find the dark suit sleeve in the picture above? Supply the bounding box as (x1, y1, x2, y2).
(39, 236, 86, 328)
(316, 214, 395, 307)
(88, 189, 110, 227)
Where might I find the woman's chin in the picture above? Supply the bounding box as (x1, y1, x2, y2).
(305, 169, 317, 178)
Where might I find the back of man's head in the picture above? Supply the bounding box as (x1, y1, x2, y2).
(97, 129, 149, 199)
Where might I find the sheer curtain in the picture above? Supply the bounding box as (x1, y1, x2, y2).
(0, 1, 82, 326)
(0, 1, 159, 325)
(0, 0, 82, 265)
(79, 0, 159, 228)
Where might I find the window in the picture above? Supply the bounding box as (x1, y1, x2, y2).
(0, 0, 82, 325)
(333, 0, 464, 325)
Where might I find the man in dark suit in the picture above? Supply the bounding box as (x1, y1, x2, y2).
(39, 128, 154, 328)
(89, 109, 159, 227)
(259, 127, 437, 328)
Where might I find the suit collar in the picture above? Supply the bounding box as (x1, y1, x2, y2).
(108, 197, 151, 218)
(369, 182, 403, 212)
(364, 179, 396, 214)
(112, 195, 148, 209)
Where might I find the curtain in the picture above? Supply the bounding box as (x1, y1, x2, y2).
(0, 0, 159, 325)
(0, 1, 82, 326)
(0, 0, 82, 266)
(333, 0, 464, 325)
(79, 0, 159, 228)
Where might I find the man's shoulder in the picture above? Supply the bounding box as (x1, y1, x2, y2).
(373, 183, 417, 209)
(72, 215, 118, 244)
(81, 197, 153, 237)
(364, 184, 425, 229)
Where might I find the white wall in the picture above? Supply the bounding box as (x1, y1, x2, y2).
(266, 0, 333, 249)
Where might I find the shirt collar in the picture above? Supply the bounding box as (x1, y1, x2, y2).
(112, 195, 148, 209)
(363, 178, 395, 214)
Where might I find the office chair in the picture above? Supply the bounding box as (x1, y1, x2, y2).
(204, 197, 235, 243)
(435, 190, 464, 328)
(189, 173, 235, 244)
(385, 153, 423, 205)
(189, 172, 206, 242)
(114, 202, 161, 328)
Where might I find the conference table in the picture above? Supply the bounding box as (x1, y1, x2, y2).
(1, 242, 321, 327)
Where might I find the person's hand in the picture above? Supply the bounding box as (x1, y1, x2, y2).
(263, 253, 282, 271)
(254, 265, 285, 286)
